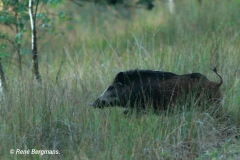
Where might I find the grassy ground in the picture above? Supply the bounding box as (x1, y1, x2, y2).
(1, 0, 240, 159)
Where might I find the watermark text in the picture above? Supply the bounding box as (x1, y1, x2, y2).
(10, 149, 60, 155)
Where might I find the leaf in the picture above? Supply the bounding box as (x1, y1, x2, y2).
(15, 32, 23, 44)
(0, 52, 8, 58)
(18, 23, 25, 30)
(0, 33, 8, 39)
(58, 12, 72, 21)
(20, 48, 30, 55)
(43, 0, 63, 6)
(1, 44, 7, 49)
(36, 13, 44, 18)
(0, 13, 10, 23)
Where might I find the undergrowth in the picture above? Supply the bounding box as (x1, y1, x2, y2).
(0, 0, 240, 159)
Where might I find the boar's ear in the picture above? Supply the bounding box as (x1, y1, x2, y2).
(115, 72, 125, 83)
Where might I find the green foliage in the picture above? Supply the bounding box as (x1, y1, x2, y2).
(41, 0, 63, 5)
(0, 1, 28, 57)
(0, 33, 8, 57)
(58, 11, 72, 21)
(0, 0, 64, 58)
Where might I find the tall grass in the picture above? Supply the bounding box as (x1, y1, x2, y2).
(1, 0, 240, 159)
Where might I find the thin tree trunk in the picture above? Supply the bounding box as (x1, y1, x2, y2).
(15, 0, 22, 75)
(29, 0, 41, 83)
(168, 0, 175, 14)
(198, 0, 202, 6)
(0, 58, 7, 96)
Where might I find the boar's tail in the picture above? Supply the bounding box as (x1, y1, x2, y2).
(211, 67, 223, 87)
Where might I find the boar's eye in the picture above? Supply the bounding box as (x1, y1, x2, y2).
(116, 82, 123, 87)
(108, 86, 114, 90)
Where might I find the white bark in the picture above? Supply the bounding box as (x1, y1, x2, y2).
(0, 79, 3, 98)
(29, 0, 34, 50)
(168, 0, 175, 14)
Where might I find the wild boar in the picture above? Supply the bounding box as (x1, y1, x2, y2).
(91, 68, 223, 114)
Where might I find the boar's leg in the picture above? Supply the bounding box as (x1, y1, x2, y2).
(123, 109, 131, 115)
(122, 108, 142, 115)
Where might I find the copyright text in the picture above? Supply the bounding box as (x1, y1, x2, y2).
(10, 149, 60, 155)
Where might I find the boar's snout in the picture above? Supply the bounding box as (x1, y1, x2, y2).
(90, 98, 108, 108)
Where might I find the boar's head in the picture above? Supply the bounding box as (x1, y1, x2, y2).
(90, 72, 132, 108)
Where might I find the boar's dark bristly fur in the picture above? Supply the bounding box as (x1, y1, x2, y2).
(91, 69, 223, 115)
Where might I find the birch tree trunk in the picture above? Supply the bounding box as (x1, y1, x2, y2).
(29, 0, 42, 83)
(0, 58, 7, 98)
(168, 0, 175, 14)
